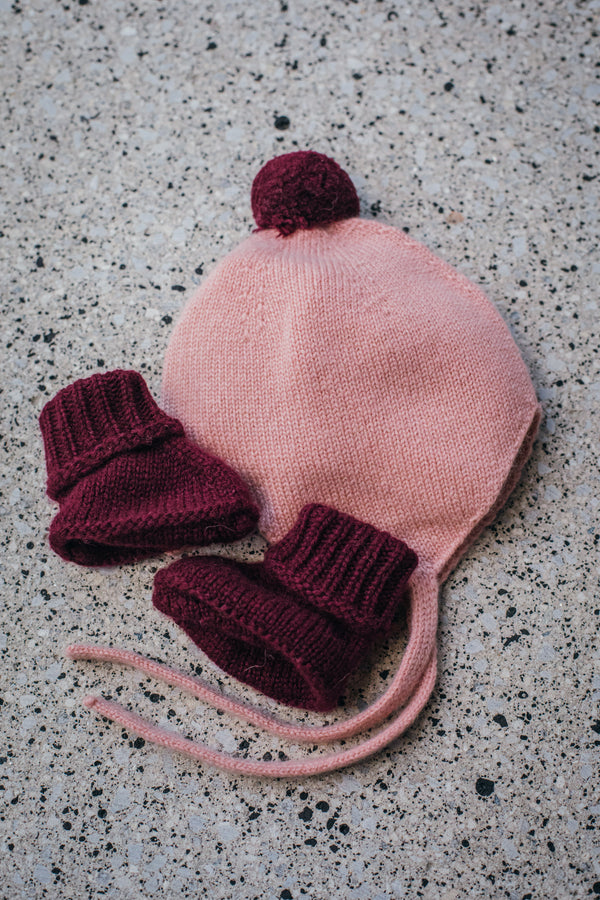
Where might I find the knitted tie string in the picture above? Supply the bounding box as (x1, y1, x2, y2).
(80, 648, 437, 778)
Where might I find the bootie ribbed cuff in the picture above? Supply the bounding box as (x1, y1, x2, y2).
(264, 504, 418, 634)
(40, 370, 183, 499)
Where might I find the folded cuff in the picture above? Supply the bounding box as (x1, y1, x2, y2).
(40, 370, 183, 499)
(264, 504, 418, 635)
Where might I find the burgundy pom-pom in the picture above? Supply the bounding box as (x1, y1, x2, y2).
(251, 150, 360, 236)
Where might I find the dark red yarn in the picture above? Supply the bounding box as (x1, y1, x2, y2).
(251, 150, 360, 236)
(153, 504, 417, 711)
(39, 370, 259, 566)
(264, 504, 418, 634)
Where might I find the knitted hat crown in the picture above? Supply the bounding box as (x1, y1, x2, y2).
(163, 150, 540, 582)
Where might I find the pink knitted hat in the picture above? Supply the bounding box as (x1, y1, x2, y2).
(163, 152, 539, 568)
(163, 152, 540, 574)
(69, 151, 541, 777)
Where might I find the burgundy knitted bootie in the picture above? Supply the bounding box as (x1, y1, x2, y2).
(152, 504, 418, 711)
(39, 370, 259, 566)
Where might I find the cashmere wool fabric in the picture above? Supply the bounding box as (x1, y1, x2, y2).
(40, 370, 259, 565)
(152, 504, 418, 711)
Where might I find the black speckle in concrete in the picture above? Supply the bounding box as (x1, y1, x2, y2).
(475, 778, 495, 797)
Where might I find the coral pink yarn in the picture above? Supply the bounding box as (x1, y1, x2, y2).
(162, 217, 540, 578)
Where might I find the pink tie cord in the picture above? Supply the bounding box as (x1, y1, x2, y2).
(80, 652, 436, 777)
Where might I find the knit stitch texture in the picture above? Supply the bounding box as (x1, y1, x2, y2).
(40, 370, 259, 565)
(152, 504, 418, 710)
(251, 150, 360, 235)
(163, 217, 541, 580)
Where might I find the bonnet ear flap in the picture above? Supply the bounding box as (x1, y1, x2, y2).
(64, 568, 439, 777)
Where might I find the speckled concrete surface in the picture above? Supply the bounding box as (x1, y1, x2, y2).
(1, 1, 598, 897)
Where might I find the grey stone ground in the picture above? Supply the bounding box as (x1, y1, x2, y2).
(1, 1, 598, 898)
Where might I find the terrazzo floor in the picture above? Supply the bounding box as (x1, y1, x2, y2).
(1, 1, 599, 898)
